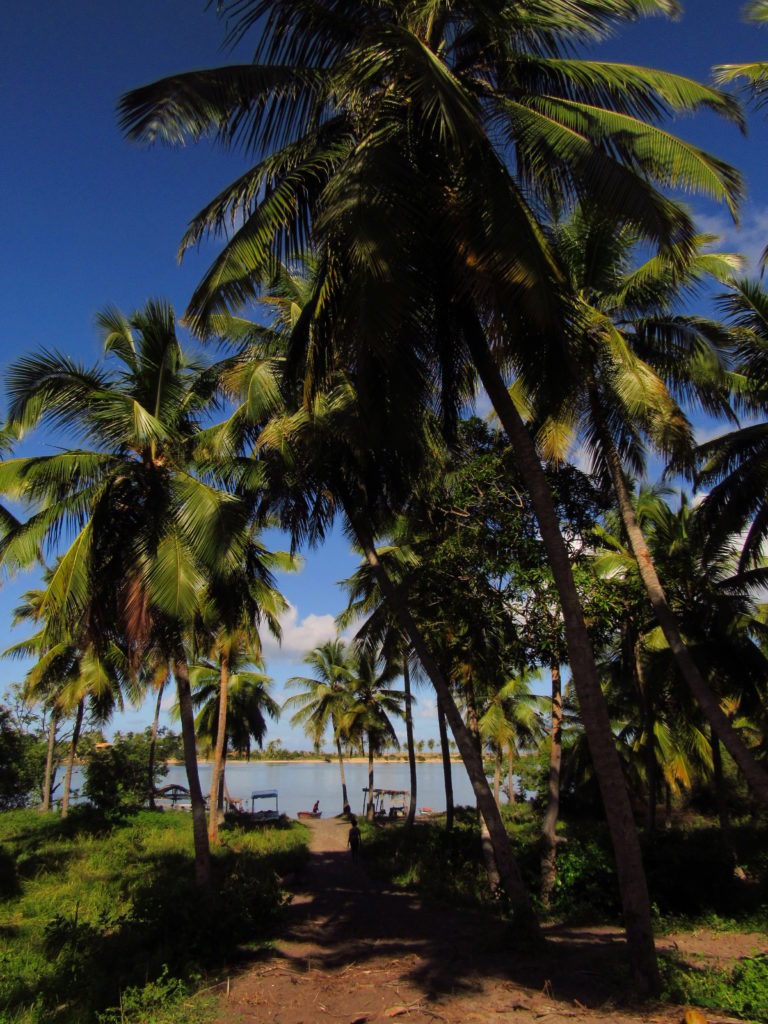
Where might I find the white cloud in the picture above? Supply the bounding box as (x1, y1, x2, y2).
(414, 695, 436, 720)
(261, 602, 339, 662)
(695, 205, 768, 277)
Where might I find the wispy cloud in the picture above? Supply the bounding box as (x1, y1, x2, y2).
(262, 602, 339, 663)
(696, 204, 768, 277)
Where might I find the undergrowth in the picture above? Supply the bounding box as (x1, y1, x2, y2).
(0, 807, 309, 1023)
(660, 954, 768, 1022)
(360, 810, 767, 927)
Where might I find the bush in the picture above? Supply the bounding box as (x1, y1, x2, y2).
(661, 954, 768, 1021)
(83, 732, 168, 815)
(0, 706, 41, 809)
(0, 808, 309, 1023)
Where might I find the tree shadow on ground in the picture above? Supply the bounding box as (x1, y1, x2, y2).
(242, 846, 634, 1008)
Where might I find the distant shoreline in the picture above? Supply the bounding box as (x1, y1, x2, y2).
(166, 755, 457, 766)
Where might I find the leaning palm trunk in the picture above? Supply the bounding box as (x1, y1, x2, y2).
(348, 509, 537, 928)
(173, 653, 211, 886)
(209, 650, 230, 845)
(541, 664, 563, 907)
(635, 647, 657, 834)
(335, 734, 350, 812)
(493, 746, 502, 808)
(437, 696, 454, 830)
(41, 709, 58, 813)
(61, 698, 84, 819)
(147, 675, 167, 810)
(596, 413, 768, 810)
(366, 732, 375, 820)
(711, 729, 731, 839)
(465, 680, 502, 893)
(403, 659, 417, 828)
(468, 333, 657, 993)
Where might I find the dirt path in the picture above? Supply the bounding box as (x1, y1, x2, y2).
(216, 819, 763, 1024)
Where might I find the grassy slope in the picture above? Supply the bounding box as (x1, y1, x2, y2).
(0, 808, 309, 1024)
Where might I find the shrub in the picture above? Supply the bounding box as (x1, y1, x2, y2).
(0, 706, 41, 809)
(83, 732, 168, 815)
(661, 954, 768, 1021)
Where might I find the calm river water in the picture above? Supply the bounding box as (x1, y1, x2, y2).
(68, 759, 478, 818)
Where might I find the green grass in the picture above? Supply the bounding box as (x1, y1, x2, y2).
(661, 954, 768, 1022)
(0, 807, 309, 1024)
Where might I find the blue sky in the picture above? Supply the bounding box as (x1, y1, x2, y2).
(2, 1, 767, 748)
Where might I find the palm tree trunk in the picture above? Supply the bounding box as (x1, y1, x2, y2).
(367, 732, 375, 820)
(147, 674, 167, 810)
(403, 658, 417, 828)
(467, 332, 657, 993)
(336, 735, 350, 813)
(635, 647, 657, 835)
(507, 742, 516, 804)
(61, 698, 84, 819)
(209, 650, 230, 845)
(664, 782, 672, 829)
(173, 653, 211, 886)
(437, 696, 454, 830)
(541, 663, 563, 907)
(219, 742, 228, 813)
(464, 679, 502, 891)
(41, 709, 58, 813)
(596, 405, 768, 809)
(711, 729, 731, 837)
(347, 509, 537, 929)
(493, 746, 502, 808)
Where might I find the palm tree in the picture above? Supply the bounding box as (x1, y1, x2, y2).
(342, 648, 404, 819)
(698, 279, 768, 571)
(338, 561, 420, 825)
(0, 300, 251, 883)
(4, 576, 131, 817)
(521, 202, 768, 808)
(284, 638, 356, 811)
(191, 651, 279, 805)
(193, 530, 290, 843)
(479, 672, 544, 809)
(119, 4, 745, 989)
(202, 273, 539, 923)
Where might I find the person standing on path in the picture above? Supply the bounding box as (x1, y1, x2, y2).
(348, 815, 361, 862)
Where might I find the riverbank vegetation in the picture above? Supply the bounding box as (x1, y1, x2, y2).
(0, 808, 308, 1023)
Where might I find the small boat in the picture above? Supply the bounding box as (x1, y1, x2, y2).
(297, 810, 322, 819)
(250, 789, 280, 820)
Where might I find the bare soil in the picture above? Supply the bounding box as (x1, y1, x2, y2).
(216, 818, 765, 1024)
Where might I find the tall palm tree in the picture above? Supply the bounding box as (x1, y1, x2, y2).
(285, 638, 356, 811)
(119, 0, 745, 986)
(0, 300, 250, 883)
(698, 279, 768, 573)
(479, 672, 544, 809)
(4, 576, 132, 817)
(117, 5, 744, 986)
(342, 648, 404, 819)
(191, 651, 279, 786)
(338, 560, 421, 826)
(193, 531, 290, 842)
(520, 202, 768, 807)
(203, 270, 539, 923)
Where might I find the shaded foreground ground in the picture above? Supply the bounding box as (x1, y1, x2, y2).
(217, 818, 764, 1024)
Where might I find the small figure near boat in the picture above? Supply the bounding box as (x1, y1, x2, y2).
(297, 800, 322, 819)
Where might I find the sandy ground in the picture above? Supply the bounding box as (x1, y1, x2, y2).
(214, 818, 764, 1024)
